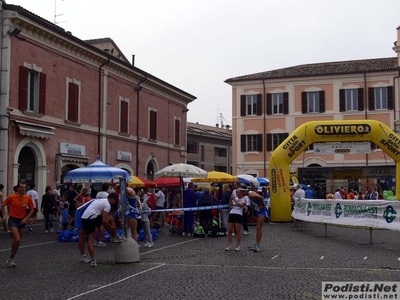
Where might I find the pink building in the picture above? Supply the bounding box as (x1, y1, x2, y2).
(0, 3, 196, 199)
(225, 27, 400, 193)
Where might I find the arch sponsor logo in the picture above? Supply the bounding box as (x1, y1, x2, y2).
(314, 124, 371, 136)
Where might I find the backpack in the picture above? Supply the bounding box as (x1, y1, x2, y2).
(193, 225, 205, 237)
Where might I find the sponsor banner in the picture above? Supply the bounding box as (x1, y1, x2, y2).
(314, 141, 371, 154)
(322, 281, 400, 299)
(292, 198, 400, 231)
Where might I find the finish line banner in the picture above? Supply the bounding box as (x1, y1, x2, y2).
(292, 199, 400, 231)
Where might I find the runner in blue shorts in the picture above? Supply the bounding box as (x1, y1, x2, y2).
(243, 189, 265, 252)
(127, 187, 141, 241)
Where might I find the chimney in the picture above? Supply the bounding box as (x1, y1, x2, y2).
(132, 55, 135, 66)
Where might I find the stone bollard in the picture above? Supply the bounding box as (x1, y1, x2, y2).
(115, 228, 139, 263)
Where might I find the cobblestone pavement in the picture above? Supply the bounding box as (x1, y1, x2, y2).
(1, 221, 400, 300)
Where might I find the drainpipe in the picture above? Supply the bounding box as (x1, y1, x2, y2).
(98, 57, 110, 158)
(393, 69, 400, 132)
(135, 76, 147, 176)
(262, 79, 266, 177)
(364, 72, 368, 167)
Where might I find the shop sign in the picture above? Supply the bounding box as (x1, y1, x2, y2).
(59, 142, 85, 156)
(314, 142, 371, 154)
(117, 151, 132, 162)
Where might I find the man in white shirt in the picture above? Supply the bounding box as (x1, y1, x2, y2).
(334, 188, 343, 200)
(154, 186, 166, 226)
(293, 184, 305, 200)
(81, 193, 123, 267)
(26, 183, 39, 233)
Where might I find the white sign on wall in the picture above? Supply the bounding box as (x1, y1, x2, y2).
(314, 142, 371, 154)
(59, 142, 86, 156)
(117, 151, 132, 161)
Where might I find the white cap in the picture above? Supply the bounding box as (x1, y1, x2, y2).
(96, 191, 109, 199)
(307, 185, 311, 188)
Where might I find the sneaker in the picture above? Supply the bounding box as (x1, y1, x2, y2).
(253, 245, 260, 252)
(182, 232, 186, 236)
(225, 246, 232, 251)
(50, 228, 54, 233)
(91, 259, 97, 267)
(243, 231, 249, 235)
(6, 257, 16, 267)
(93, 240, 98, 246)
(27, 225, 33, 233)
(80, 256, 90, 263)
(110, 235, 124, 243)
(44, 230, 49, 234)
(187, 233, 192, 237)
(147, 243, 153, 248)
(232, 233, 236, 236)
(96, 241, 106, 247)
(144, 242, 149, 247)
(235, 246, 241, 251)
(248, 245, 256, 251)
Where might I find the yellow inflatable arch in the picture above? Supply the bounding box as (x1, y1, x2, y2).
(269, 120, 400, 222)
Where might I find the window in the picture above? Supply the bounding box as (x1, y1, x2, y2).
(187, 142, 199, 154)
(66, 80, 80, 123)
(187, 161, 199, 167)
(368, 86, 393, 111)
(214, 147, 227, 157)
(240, 94, 262, 116)
(149, 109, 157, 140)
(240, 134, 262, 152)
(301, 91, 325, 114)
(19, 65, 46, 114)
(266, 92, 289, 115)
(174, 118, 180, 146)
(119, 97, 129, 134)
(339, 88, 364, 112)
(201, 145, 205, 161)
(266, 133, 289, 151)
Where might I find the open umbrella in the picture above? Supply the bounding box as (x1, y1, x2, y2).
(236, 174, 260, 187)
(192, 171, 237, 183)
(63, 157, 130, 183)
(128, 176, 157, 188)
(256, 177, 269, 186)
(154, 163, 208, 178)
(153, 177, 182, 187)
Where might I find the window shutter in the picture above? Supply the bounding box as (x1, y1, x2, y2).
(39, 73, 46, 114)
(175, 119, 180, 145)
(368, 87, 375, 111)
(357, 88, 364, 111)
(266, 93, 272, 115)
(283, 92, 289, 115)
(387, 86, 393, 110)
(339, 89, 345, 112)
(256, 94, 262, 116)
(68, 83, 79, 122)
(240, 95, 246, 116)
(257, 134, 262, 151)
(149, 111, 157, 140)
(301, 92, 307, 114)
(266, 133, 272, 151)
(120, 101, 128, 133)
(19, 66, 28, 111)
(319, 91, 325, 113)
(240, 135, 246, 152)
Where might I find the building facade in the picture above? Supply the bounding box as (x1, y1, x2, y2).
(186, 122, 232, 173)
(225, 27, 400, 193)
(0, 2, 196, 199)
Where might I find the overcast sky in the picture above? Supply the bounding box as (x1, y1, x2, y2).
(9, 0, 400, 127)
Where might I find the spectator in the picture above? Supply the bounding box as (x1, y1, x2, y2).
(182, 182, 197, 236)
(197, 187, 213, 235)
(294, 184, 305, 199)
(335, 188, 343, 200)
(220, 184, 231, 230)
(305, 185, 314, 199)
(40, 186, 56, 233)
(26, 183, 39, 233)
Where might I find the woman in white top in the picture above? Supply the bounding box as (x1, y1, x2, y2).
(225, 188, 247, 251)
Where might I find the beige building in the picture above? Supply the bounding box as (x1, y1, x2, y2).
(186, 122, 232, 173)
(225, 27, 400, 193)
